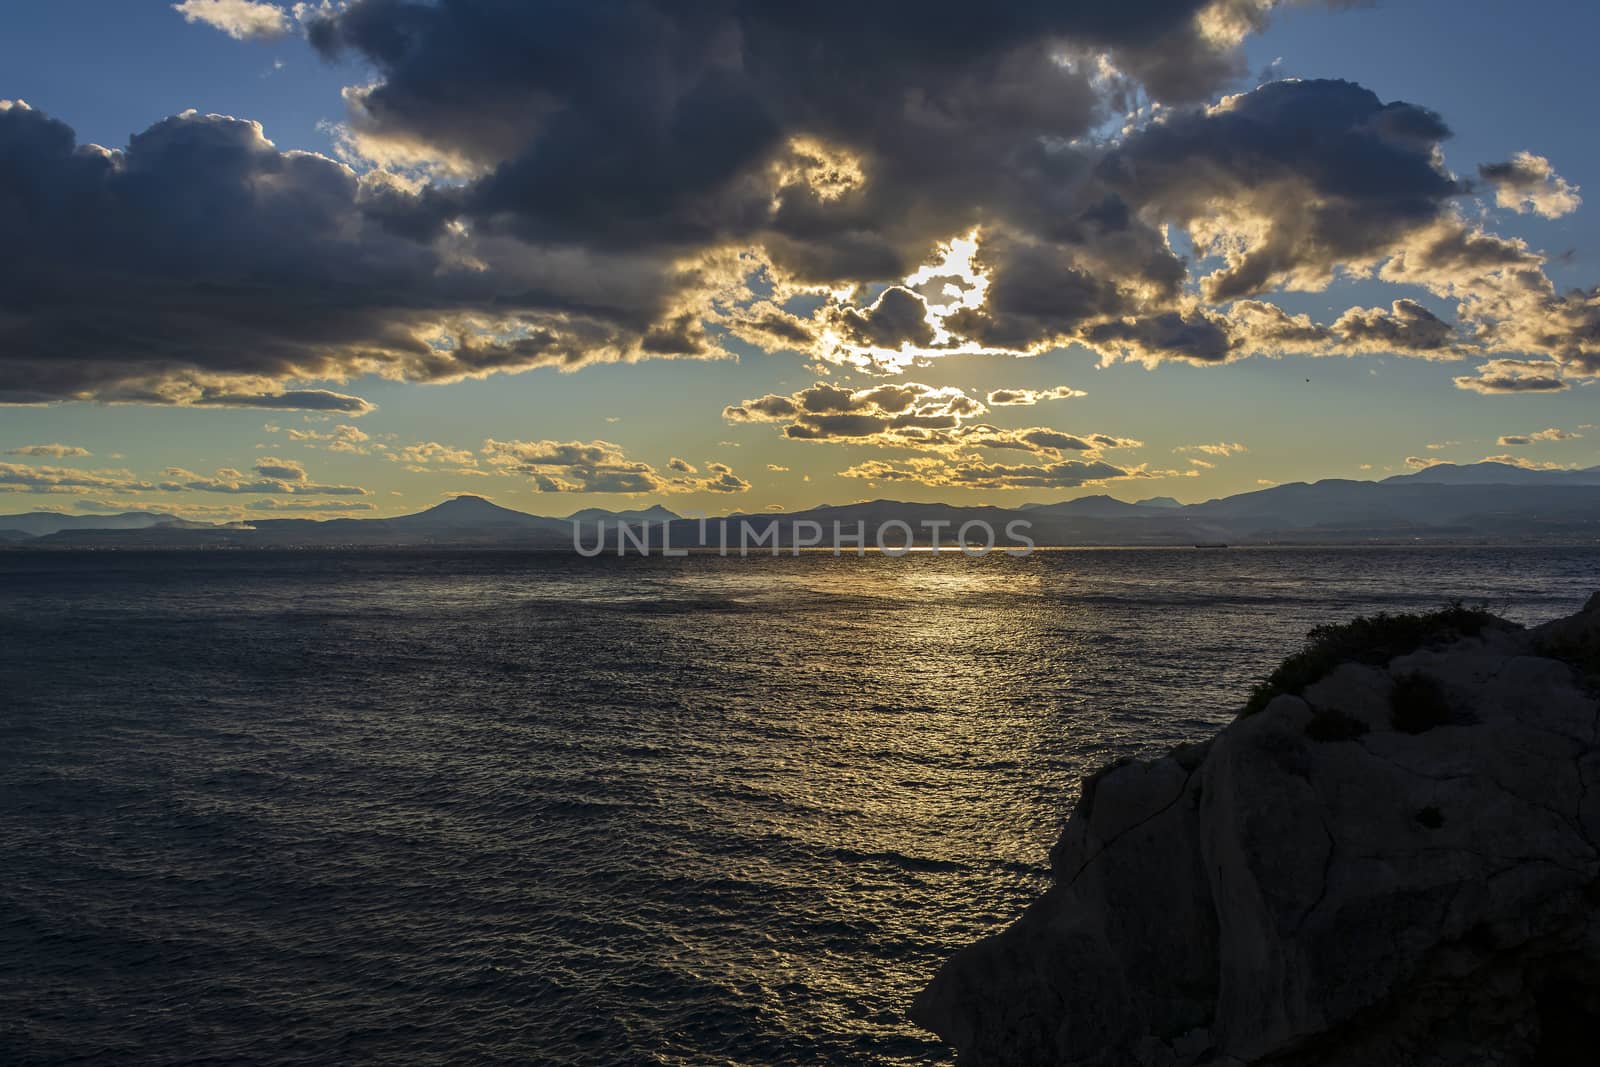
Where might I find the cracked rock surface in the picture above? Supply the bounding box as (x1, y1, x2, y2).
(912, 595, 1600, 1066)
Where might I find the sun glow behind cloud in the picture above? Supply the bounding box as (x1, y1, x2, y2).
(3, 0, 1600, 517)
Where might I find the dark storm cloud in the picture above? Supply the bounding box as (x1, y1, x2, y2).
(8, 2, 1587, 414)
(944, 228, 1184, 352)
(1099, 79, 1461, 302)
(0, 104, 422, 405)
(0, 102, 712, 409)
(300, 0, 1323, 292)
(832, 78, 1508, 368)
(1082, 311, 1235, 364)
(829, 288, 937, 350)
(304, 0, 1243, 182)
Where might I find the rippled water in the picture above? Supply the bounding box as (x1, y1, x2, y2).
(2, 547, 1597, 1065)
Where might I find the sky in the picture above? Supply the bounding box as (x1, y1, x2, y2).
(2, 0, 1599, 521)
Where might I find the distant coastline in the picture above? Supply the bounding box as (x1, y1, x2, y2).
(7, 540, 1600, 554)
(6, 461, 1600, 551)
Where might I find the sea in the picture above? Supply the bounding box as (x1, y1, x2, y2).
(2, 546, 1597, 1065)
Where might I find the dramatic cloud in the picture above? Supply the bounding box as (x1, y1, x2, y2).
(482, 438, 748, 495)
(724, 380, 1143, 490)
(839, 456, 1140, 491)
(5, 444, 91, 457)
(7, 2, 1599, 416)
(0, 102, 725, 410)
(1480, 288, 1600, 379)
(304, 0, 1287, 185)
(1453, 359, 1569, 394)
(1102, 80, 1463, 302)
(827, 287, 937, 352)
(173, 0, 291, 41)
(725, 382, 988, 446)
(1333, 300, 1459, 356)
(1479, 153, 1581, 219)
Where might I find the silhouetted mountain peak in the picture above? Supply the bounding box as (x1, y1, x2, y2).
(565, 504, 681, 523)
(1383, 461, 1600, 487)
(393, 495, 546, 528)
(1023, 494, 1170, 518)
(427, 494, 496, 510)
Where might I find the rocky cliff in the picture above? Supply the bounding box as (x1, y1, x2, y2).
(913, 596, 1600, 1065)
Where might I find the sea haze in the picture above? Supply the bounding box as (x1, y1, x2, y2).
(1, 548, 1596, 1064)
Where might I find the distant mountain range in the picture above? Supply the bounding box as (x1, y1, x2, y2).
(6, 461, 1600, 549)
(0, 510, 190, 538)
(1383, 461, 1600, 487)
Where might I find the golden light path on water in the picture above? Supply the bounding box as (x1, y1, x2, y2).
(1, 547, 1594, 1064)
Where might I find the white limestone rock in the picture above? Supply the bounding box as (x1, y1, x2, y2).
(913, 597, 1600, 1065)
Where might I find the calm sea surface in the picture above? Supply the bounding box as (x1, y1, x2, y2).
(2, 547, 1598, 1065)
